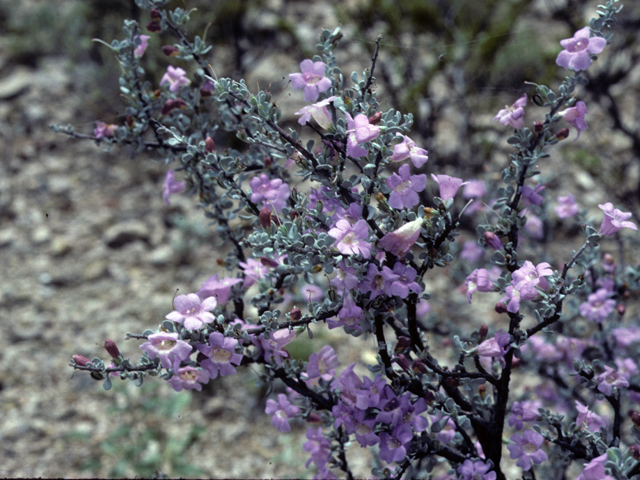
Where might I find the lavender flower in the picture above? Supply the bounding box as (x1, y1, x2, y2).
(556, 27, 607, 71)
(162, 170, 186, 205)
(493, 94, 527, 129)
(598, 203, 638, 237)
(199, 332, 243, 378)
(507, 430, 548, 471)
(289, 59, 332, 102)
(560, 101, 588, 139)
(250, 174, 290, 212)
(477, 330, 511, 360)
(431, 174, 467, 202)
(303, 427, 331, 469)
(378, 423, 413, 463)
(509, 400, 542, 431)
(139, 332, 192, 369)
(379, 218, 423, 257)
(295, 96, 337, 129)
(328, 293, 363, 331)
(576, 454, 614, 480)
(265, 393, 300, 432)
(160, 66, 191, 92)
(465, 268, 494, 303)
(329, 261, 359, 293)
(256, 329, 296, 366)
(94, 121, 116, 139)
(168, 365, 210, 392)
(306, 345, 340, 381)
(133, 34, 150, 57)
(328, 219, 371, 258)
(555, 194, 579, 219)
(457, 459, 497, 480)
(390, 133, 428, 168)
(383, 262, 421, 298)
(198, 274, 242, 305)
(597, 365, 629, 396)
(386, 164, 427, 209)
(575, 401, 607, 431)
(165, 293, 217, 331)
(239, 258, 269, 288)
(579, 288, 615, 323)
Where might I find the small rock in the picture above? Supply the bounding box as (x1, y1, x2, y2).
(146, 245, 175, 266)
(49, 237, 72, 257)
(0, 67, 33, 100)
(103, 221, 150, 248)
(83, 259, 108, 281)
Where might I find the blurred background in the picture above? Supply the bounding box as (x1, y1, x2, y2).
(0, 0, 639, 477)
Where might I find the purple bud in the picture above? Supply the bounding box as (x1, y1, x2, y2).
(368, 112, 383, 125)
(149, 8, 161, 21)
(260, 257, 279, 268)
(104, 339, 121, 359)
(205, 137, 215, 153)
(555, 128, 570, 140)
(395, 336, 411, 352)
(484, 231, 502, 251)
(289, 307, 302, 321)
(73, 354, 90, 367)
(412, 359, 428, 375)
(631, 411, 640, 427)
(393, 354, 410, 371)
(162, 45, 180, 57)
(534, 121, 544, 133)
(495, 302, 508, 314)
(146, 21, 162, 33)
(478, 324, 488, 340)
(617, 304, 626, 317)
(259, 206, 273, 228)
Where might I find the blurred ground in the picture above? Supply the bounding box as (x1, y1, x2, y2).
(0, 0, 639, 478)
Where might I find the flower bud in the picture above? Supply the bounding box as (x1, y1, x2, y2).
(395, 336, 411, 352)
(533, 121, 544, 132)
(412, 359, 428, 375)
(289, 210, 300, 220)
(631, 410, 640, 427)
(259, 206, 273, 228)
(73, 354, 90, 367)
(205, 137, 215, 153)
(555, 128, 570, 140)
(153, 89, 161, 98)
(146, 21, 162, 33)
(478, 385, 486, 398)
(375, 191, 387, 203)
(484, 231, 502, 251)
(264, 157, 272, 168)
(126, 115, 134, 128)
(495, 302, 508, 314)
(149, 8, 161, 21)
(162, 45, 180, 57)
(393, 354, 410, 371)
(617, 303, 626, 317)
(104, 339, 121, 359)
(630, 445, 640, 460)
(423, 207, 436, 219)
(306, 413, 322, 423)
(289, 307, 302, 321)
(260, 257, 279, 268)
(478, 324, 488, 341)
(368, 111, 382, 125)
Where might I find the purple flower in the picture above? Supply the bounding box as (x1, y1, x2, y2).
(328, 293, 363, 331)
(457, 459, 497, 480)
(168, 365, 210, 392)
(199, 332, 243, 378)
(509, 400, 542, 431)
(465, 268, 494, 303)
(579, 288, 615, 323)
(94, 121, 116, 139)
(250, 174, 290, 212)
(431, 174, 467, 202)
(328, 219, 371, 258)
(598, 203, 638, 237)
(386, 164, 427, 209)
(265, 393, 300, 432)
(344, 113, 379, 158)
(521, 183, 545, 208)
(160, 66, 191, 93)
(477, 330, 511, 359)
(383, 262, 421, 298)
(289, 59, 332, 102)
(257, 329, 296, 366)
(556, 27, 607, 71)
(378, 423, 413, 463)
(575, 401, 607, 431)
(615, 357, 638, 380)
(360, 264, 386, 299)
(295, 96, 338, 129)
(597, 365, 629, 396)
(524, 213, 544, 239)
(507, 430, 548, 471)
(463, 180, 486, 199)
(303, 427, 331, 469)
(165, 293, 217, 330)
(162, 170, 186, 205)
(555, 194, 579, 219)
(306, 345, 340, 381)
(561, 101, 588, 139)
(379, 218, 423, 257)
(512, 260, 553, 292)
(493, 94, 527, 129)
(198, 274, 242, 305)
(612, 326, 640, 347)
(329, 261, 359, 293)
(342, 408, 379, 447)
(239, 258, 269, 288)
(139, 332, 192, 369)
(576, 454, 614, 480)
(430, 413, 456, 444)
(390, 133, 428, 168)
(133, 34, 150, 57)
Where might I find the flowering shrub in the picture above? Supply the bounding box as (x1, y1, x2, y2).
(54, 0, 640, 478)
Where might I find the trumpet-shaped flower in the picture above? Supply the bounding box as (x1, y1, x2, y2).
(561, 101, 588, 139)
(493, 94, 527, 129)
(162, 170, 186, 205)
(556, 27, 606, 71)
(160, 66, 191, 92)
(328, 219, 371, 258)
(390, 133, 428, 168)
(598, 203, 637, 237)
(295, 96, 337, 129)
(386, 164, 426, 209)
(289, 59, 331, 102)
(379, 218, 423, 257)
(165, 293, 217, 330)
